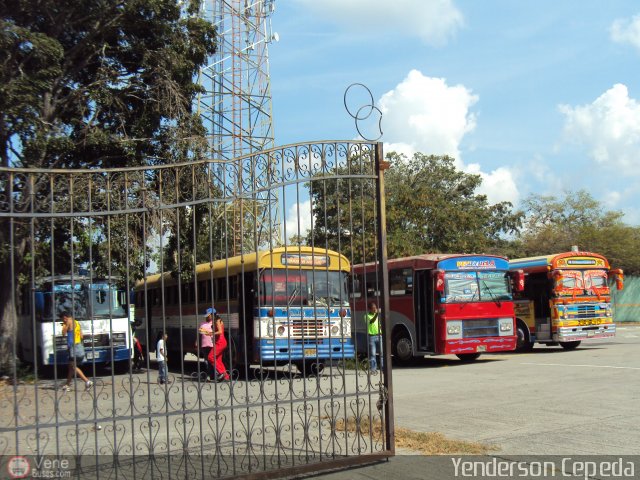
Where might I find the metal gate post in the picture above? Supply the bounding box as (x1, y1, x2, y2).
(374, 141, 395, 454)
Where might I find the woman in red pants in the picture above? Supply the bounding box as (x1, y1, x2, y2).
(207, 314, 230, 381)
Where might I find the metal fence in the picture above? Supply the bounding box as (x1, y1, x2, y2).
(0, 140, 393, 478)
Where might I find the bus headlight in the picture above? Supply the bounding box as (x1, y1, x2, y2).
(602, 304, 612, 317)
(266, 319, 274, 337)
(111, 332, 127, 347)
(557, 305, 567, 319)
(447, 321, 462, 338)
(342, 318, 351, 336)
(498, 318, 513, 332)
(331, 325, 340, 336)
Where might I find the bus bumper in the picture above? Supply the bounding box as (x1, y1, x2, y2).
(256, 339, 355, 362)
(554, 324, 615, 342)
(47, 347, 131, 365)
(444, 336, 517, 355)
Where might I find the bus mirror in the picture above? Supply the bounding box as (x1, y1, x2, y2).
(610, 269, 624, 290)
(551, 271, 563, 290)
(434, 270, 445, 293)
(512, 270, 525, 292)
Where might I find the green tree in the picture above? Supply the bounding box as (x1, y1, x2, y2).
(516, 190, 640, 274)
(305, 149, 378, 265)
(384, 152, 522, 257)
(306, 150, 523, 264)
(0, 0, 217, 370)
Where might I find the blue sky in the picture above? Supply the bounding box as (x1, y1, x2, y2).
(267, 0, 640, 234)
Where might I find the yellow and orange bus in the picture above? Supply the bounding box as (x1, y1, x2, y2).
(509, 250, 624, 351)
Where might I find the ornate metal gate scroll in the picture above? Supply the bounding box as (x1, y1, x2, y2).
(0, 140, 393, 478)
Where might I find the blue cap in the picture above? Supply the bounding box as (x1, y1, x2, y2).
(203, 307, 216, 317)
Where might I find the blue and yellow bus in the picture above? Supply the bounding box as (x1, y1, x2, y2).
(135, 246, 355, 374)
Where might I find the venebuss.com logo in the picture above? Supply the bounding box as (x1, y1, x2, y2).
(7, 456, 30, 479)
(456, 260, 496, 270)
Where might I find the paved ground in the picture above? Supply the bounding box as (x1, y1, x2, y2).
(310, 325, 640, 479)
(4, 327, 638, 479)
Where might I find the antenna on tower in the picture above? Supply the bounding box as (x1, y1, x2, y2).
(196, 0, 281, 255)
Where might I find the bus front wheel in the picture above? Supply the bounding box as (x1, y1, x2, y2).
(456, 353, 481, 362)
(560, 341, 581, 350)
(295, 360, 324, 376)
(392, 330, 413, 364)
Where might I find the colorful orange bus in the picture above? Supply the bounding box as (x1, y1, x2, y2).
(509, 250, 624, 351)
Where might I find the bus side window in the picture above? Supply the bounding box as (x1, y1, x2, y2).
(364, 272, 379, 297)
(229, 276, 238, 300)
(198, 281, 207, 303)
(206, 279, 218, 303)
(350, 275, 362, 298)
(216, 278, 227, 302)
(389, 268, 413, 296)
(153, 288, 160, 306)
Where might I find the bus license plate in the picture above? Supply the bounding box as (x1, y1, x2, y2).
(477, 345, 487, 352)
(303, 348, 316, 357)
(587, 331, 595, 337)
(85, 351, 96, 360)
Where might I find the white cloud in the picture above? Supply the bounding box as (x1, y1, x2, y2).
(379, 69, 519, 205)
(559, 84, 640, 174)
(294, 0, 464, 46)
(465, 164, 519, 205)
(603, 190, 622, 208)
(379, 70, 478, 163)
(284, 199, 312, 242)
(610, 14, 640, 53)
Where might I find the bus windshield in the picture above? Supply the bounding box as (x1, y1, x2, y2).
(90, 283, 127, 318)
(554, 269, 608, 296)
(40, 281, 126, 320)
(259, 269, 348, 306)
(443, 271, 511, 303)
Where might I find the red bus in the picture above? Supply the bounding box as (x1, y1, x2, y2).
(351, 254, 525, 362)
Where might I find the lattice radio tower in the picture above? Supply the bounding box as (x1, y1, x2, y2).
(196, 0, 281, 255)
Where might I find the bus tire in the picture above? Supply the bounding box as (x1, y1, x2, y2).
(392, 329, 413, 364)
(167, 352, 183, 370)
(515, 319, 534, 352)
(456, 353, 481, 362)
(560, 341, 581, 350)
(113, 359, 131, 374)
(295, 360, 324, 376)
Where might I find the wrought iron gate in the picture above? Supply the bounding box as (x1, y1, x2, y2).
(0, 140, 393, 478)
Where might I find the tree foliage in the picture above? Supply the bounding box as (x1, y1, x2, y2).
(0, 0, 217, 370)
(515, 190, 640, 274)
(0, 0, 216, 169)
(305, 150, 379, 265)
(306, 151, 523, 264)
(384, 152, 522, 257)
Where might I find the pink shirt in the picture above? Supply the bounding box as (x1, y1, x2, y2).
(199, 321, 213, 348)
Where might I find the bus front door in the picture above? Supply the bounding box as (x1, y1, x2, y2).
(413, 269, 435, 352)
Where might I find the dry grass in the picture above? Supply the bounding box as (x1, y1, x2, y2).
(394, 427, 497, 455)
(334, 417, 497, 455)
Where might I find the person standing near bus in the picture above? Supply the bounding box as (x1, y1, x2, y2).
(60, 311, 93, 392)
(365, 301, 383, 373)
(198, 307, 216, 380)
(156, 332, 169, 385)
(207, 314, 230, 381)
